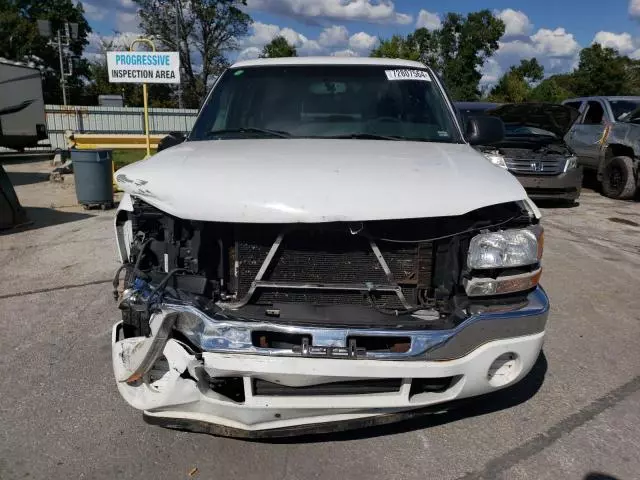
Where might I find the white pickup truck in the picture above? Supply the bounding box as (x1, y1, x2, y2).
(111, 57, 548, 438)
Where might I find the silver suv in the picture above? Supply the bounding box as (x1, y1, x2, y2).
(563, 96, 640, 199)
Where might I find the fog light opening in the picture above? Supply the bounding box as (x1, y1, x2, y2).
(487, 352, 521, 387)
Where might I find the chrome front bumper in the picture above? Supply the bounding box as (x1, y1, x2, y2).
(112, 287, 549, 436)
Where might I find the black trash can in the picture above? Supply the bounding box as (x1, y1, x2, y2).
(71, 149, 114, 210)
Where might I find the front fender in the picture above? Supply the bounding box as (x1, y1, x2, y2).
(114, 193, 134, 263)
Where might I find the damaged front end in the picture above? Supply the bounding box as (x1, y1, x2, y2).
(111, 193, 548, 437)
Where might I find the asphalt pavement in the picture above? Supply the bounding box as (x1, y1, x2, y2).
(1, 161, 639, 480)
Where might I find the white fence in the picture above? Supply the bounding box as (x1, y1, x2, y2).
(44, 104, 199, 150)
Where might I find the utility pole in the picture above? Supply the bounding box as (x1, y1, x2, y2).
(57, 29, 68, 105)
(175, 0, 183, 109)
(37, 19, 77, 106)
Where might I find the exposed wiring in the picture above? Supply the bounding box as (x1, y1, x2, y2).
(151, 268, 188, 294)
(112, 265, 128, 295)
(111, 263, 147, 300)
(111, 238, 155, 301)
(145, 268, 188, 307)
(112, 263, 133, 300)
(369, 215, 519, 244)
(367, 293, 426, 316)
(134, 238, 154, 271)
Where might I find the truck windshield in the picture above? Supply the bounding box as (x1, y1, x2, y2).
(189, 65, 462, 143)
(610, 99, 640, 120)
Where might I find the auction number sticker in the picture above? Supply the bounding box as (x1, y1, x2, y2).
(385, 69, 431, 81)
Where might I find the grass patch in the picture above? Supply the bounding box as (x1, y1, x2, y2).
(112, 149, 156, 170)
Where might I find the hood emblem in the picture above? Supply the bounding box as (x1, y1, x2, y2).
(349, 222, 364, 235)
(530, 161, 543, 172)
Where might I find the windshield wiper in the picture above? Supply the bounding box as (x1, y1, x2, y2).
(323, 133, 403, 141)
(207, 127, 291, 138)
(326, 133, 440, 142)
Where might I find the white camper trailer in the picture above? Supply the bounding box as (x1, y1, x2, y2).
(0, 58, 47, 151)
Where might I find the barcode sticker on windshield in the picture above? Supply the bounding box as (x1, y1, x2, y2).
(385, 69, 431, 82)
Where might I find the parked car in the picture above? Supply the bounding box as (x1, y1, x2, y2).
(456, 102, 582, 203)
(562, 96, 640, 199)
(112, 57, 548, 438)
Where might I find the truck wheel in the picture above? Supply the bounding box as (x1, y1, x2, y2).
(601, 156, 637, 200)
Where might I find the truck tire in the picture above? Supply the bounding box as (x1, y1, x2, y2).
(601, 156, 637, 200)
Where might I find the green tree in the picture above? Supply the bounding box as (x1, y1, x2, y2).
(513, 58, 544, 82)
(488, 75, 530, 103)
(260, 36, 297, 58)
(134, 0, 251, 108)
(529, 74, 576, 103)
(433, 11, 505, 100)
(0, 0, 39, 60)
(551, 73, 579, 94)
(488, 58, 544, 103)
(0, 0, 91, 104)
(371, 10, 505, 100)
(624, 60, 640, 95)
(572, 43, 628, 96)
(370, 34, 420, 61)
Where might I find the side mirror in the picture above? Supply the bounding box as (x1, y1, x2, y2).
(157, 131, 186, 152)
(466, 116, 504, 146)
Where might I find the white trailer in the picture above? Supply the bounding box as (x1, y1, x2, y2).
(0, 58, 47, 151)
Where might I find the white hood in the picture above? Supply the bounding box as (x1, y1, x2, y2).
(115, 139, 528, 223)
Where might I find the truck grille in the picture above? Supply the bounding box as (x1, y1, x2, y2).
(503, 151, 566, 176)
(233, 223, 433, 307)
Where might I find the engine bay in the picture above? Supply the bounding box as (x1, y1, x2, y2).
(114, 197, 535, 337)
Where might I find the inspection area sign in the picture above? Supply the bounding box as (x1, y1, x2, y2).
(106, 51, 180, 84)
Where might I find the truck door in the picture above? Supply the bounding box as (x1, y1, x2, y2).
(567, 100, 607, 169)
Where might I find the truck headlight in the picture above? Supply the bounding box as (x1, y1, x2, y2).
(564, 156, 578, 172)
(465, 227, 544, 297)
(482, 152, 508, 169)
(468, 228, 541, 269)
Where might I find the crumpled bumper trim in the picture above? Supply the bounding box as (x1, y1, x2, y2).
(142, 402, 463, 439)
(114, 329, 545, 434)
(164, 286, 549, 361)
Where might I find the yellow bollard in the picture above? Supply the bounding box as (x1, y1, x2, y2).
(142, 83, 151, 158)
(112, 160, 121, 193)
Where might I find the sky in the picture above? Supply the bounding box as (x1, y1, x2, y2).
(82, 0, 640, 86)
